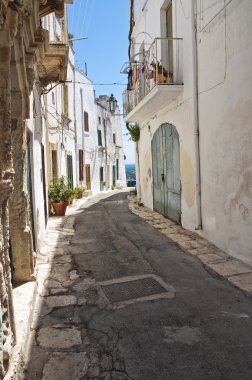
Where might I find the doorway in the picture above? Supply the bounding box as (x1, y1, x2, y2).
(26, 133, 36, 251)
(85, 164, 91, 190)
(112, 165, 116, 187)
(151, 123, 181, 223)
(41, 144, 48, 226)
(66, 154, 73, 189)
(100, 167, 104, 191)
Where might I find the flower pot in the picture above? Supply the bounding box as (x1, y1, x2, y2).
(76, 192, 82, 199)
(147, 70, 154, 79)
(51, 202, 67, 216)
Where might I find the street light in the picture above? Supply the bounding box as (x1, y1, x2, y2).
(108, 94, 117, 114)
(69, 37, 88, 42)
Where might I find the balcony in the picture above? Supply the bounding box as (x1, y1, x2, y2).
(37, 29, 68, 86)
(39, 0, 73, 18)
(123, 38, 183, 124)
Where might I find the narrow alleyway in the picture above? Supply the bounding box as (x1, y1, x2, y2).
(22, 192, 252, 380)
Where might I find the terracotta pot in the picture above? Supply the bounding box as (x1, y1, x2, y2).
(76, 192, 82, 199)
(51, 202, 67, 216)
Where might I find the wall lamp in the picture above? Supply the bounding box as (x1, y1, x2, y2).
(108, 94, 118, 114)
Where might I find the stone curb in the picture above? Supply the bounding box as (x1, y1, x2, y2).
(127, 195, 252, 295)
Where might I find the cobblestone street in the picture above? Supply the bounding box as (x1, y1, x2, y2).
(19, 191, 252, 380)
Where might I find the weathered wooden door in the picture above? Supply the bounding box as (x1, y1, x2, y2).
(100, 167, 104, 191)
(41, 145, 48, 226)
(152, 123, 181, 223)
(66, 154, 73, 189)
(26, 134, 36, 250)
(112, 165, 116, 187)
(85, 164, 91, 190)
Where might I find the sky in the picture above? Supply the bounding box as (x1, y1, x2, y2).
(67, 0, 135, 164)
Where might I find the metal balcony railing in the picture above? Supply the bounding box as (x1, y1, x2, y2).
(123, 37, 183, 117)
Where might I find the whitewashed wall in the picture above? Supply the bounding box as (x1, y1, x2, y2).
(129, 0, 252, 264)
(27, 85, 48, 250)
(75, 69, 126, 193)
(75, 68, 102, 193)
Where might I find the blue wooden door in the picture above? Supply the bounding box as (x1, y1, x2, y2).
(152, 123, 181, 223)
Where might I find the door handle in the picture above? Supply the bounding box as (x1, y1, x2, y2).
(161, 173, 165, 181)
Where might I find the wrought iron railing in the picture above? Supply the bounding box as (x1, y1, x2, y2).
(123, 37, 183, 117)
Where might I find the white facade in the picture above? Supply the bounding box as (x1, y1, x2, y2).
(75, 68, 126, 193)
(29, 10, 127, 250)
(124, 0, 252, 264)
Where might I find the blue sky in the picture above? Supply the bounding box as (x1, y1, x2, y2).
(67, 0, 135, 164)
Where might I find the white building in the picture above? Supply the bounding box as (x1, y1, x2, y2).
(123, 0, 252, 264)
(43, 14, 77, 191)
(25, 9, 71, 252)
(29, 10, 126, 251)
(75, 68, 126, 193)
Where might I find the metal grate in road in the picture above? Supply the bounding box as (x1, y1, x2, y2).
(100, 276, 170, 304)
(102, 200, 124, 205)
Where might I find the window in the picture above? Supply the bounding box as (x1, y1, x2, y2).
(113, 133, 116, 144)
(97, 129, 102, 146)
(52, 92, 55, 105)
(98, 116, 101, 124)
(84, 111, 89, 132)
(79, 149, 84, 181)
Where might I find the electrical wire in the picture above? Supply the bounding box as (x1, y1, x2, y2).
(80, 0, 90, 38)
(42, 81, 127, 94)
(74, 0, 83, 38)
(84, 0, 95, 37)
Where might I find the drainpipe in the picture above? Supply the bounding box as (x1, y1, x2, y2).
(104, 116, 108, 190)
(80, 89, 86, 186)
(73, 64, 78, 186)
(191, 0, 202, 230)
(136, 141, 141, 203)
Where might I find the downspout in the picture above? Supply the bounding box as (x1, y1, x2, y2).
(136, 141, 141, 203)
(191, 0, 202, 230)
(104, 117, 108, 190)
(80, 89, 86, 186)
(73, 64, 78, 186)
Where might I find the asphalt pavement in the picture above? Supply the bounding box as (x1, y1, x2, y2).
(21, 191, 252, 380)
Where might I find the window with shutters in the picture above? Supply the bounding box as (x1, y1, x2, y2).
(98, 129, 102, 146)
(79, 149, 84, 181)
(84, 111, 89, 132)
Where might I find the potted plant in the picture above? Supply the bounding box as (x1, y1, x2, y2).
(68, 188, 76, 205)
(74, 185, 85, 199)
(48, 176, 71, 216)
(151, 60, 165, 83)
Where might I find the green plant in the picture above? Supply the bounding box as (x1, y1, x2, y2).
(74, 185, 85, 195)
(68, 188, 76, 204)
(150, 60, 162, 69)
(126, 123, 140, 142)
(111, 185, 115, 190)
(48, 176, 71, 203)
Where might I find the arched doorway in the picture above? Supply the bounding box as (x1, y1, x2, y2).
(152, 123, 181, 223)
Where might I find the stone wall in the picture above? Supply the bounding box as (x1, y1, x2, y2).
(0, 0, 69, 376)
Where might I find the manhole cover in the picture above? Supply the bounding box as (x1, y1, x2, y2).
(102, 200, 124, 205)
(99, 275, 175, 306)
